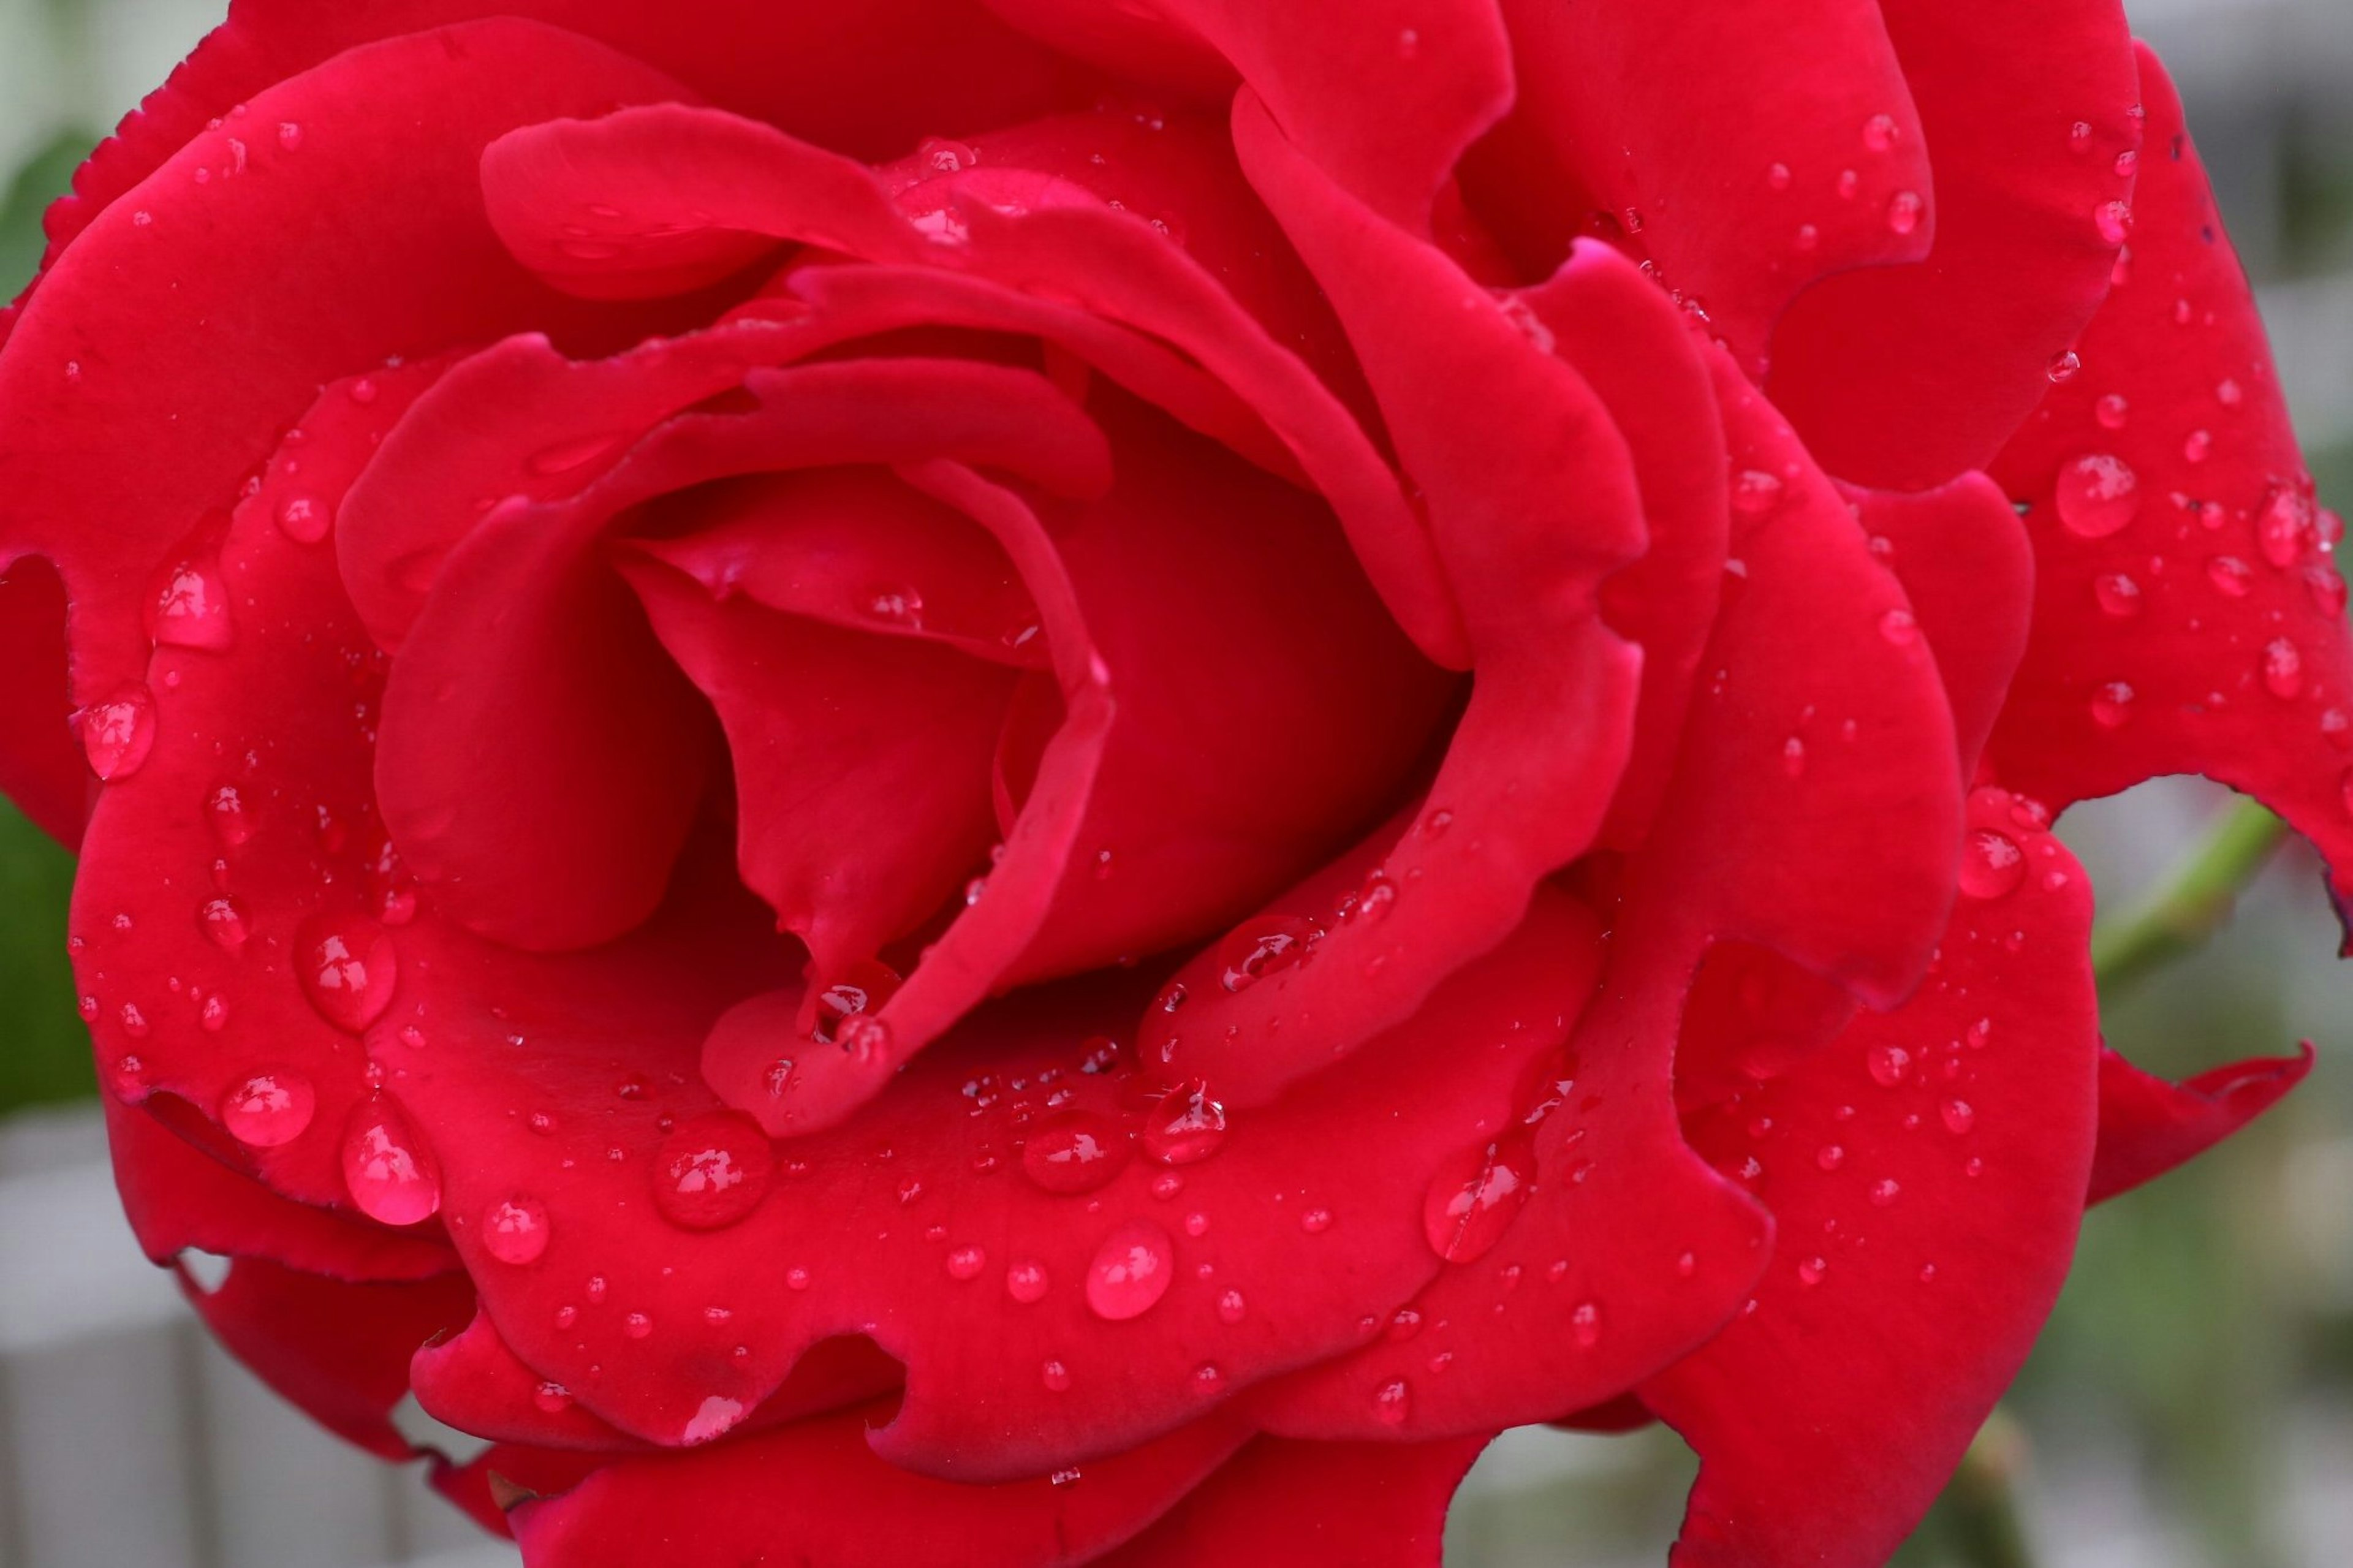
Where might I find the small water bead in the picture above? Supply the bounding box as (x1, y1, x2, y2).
(1957, 830, 2026, 900)
(1877, 608, 1919, 646)
(1863, 112, 1898, 151)
(1042, 1360, 1073, 1393)
(1183, 1211, 1210, 1238)
(1216, 915, 1318, 992)
(483, 1197, 551, 1265)
(1006, 1259, 1050, 1303)
(1301, 1207, 1333, 1233)
(80, 685, 156, 780)
(148, 558, 233, 650)
(651, 1113, 773, 1231)
(1885, 190, 1923, 235)
(1085, 1219, 1174, 1320)
(1870, 1177, 1902, 1207)
(2257, 484, 2315, 567)
(624, 1312, 653, 1340)
(945, 1244, 988, 1281)
(1816, 1145, 1846, 1172)
(221, 1070, 316, 1147)
(1781, 737, 1806, 778)
(2090, 681, 2135, 729)
(108, 1055, 150, 1103)
(2094, 393, 2130, 430)
(1141, 1079, 1228, 1165)
(197, 896, 251, 955)
(786, 1267, 811, 1291)
(1571, 1301, 1602, 1348)
(2181, 428, 2213, 464)
(1794, 222, 1820, 252)
(533, 1381, 572, 1414)
(1021, 1112, 1129, 1194)
(1372, 1380, 1411, 1427)
(295, 915, 398, 1032)
(2206, 555, 2253, 597)
(1767, 161, 1792, 191)
(2092, 573, 2142, 617)
(116, 1001, 149, 1040)
(2093, 200, 2132, 246)
(2047, 349, 2082, 384)
(1940, 1099, 1977, 1135)
(340, 1099, 441, 1225)
(2069, 119, 2094, 151)
(2264, 638, 2304, 700)
(2053, 453, 2140, 539)
(1797, 1256, 1828, 1286)
(1210, 1287, 1248, 1326)
(1730, 469, 1785, 518)
(276, 494, 328, 544)
(1836, 169, 1860, 200)
(1422, 1138, 1534, 1263)
(1150, 1169, 1184, 1201)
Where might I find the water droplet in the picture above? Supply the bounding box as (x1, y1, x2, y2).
(1863, 113, 1898, 151)
(295, 915, 397, 1032)
(1885, 190, 1923, 235)
(945, 1243, 987, 1281)
(2257, 483, 2315, 567)
(1571, 1300, 1602, 1347)
(1816, 1144, 1846, 1172)
(1042, 1360, 1072, 1392)
(651, 1113, 772, 1230)
(1836, 169, 1860, 200)
(2205, 555, 2252, 597)
(1869, 1177, 1901, 1206)
(80, 686, 156, 780)
(221, 1070, 316, 1147)
(1781, 736, 1806, 778)
(1216, 1287, 1247, 1325)
(276, 494, 328, 544)
(1006, 1259, 1050, 1303)
(1866, 1043, 1912, 1086)
(1958, 830, 2026, 900)
(1301, 1206, 1333, 1233)
(2094, 393, 2129, 430)
(2090, 681, 2135, 729)
(2264, 638, 2304, 700)
(1141, 1078, 1227, 1165)
(1085, 1219, 1173, 1320)
(1797, 1256, 1828, 1286)
(1767, 161, 1792, 191)
(1216, 915, 1317, 992)
(2046, 349, 2082, 384)
(2093, 200, 2132, 246)
(1940, 1098, 1977, 1135)
(2053, 453, 2139, 538)
(2181, 428, 2212, 464)
(623, 1312, 653, 1339)
(1877, 608, 1919, 646)
(1423, 1137, 1534, 1263)
(483, 1196, 551, 1265)
(532, 1381, 571, 1414)
(340, 1098, 441, 1224)
(199, 895, 250, 954)
(1794, 222, 1820, 251)
(1731, 469, 1785, 517)
(148, 558, 232, 651)
(786, 1266, 811, 1291)
(1021, 1112, 1128, 1194)
(2093, 573, 2142, 617)
(813, 959, 901, 1042)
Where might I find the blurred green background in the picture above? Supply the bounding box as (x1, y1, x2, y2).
(0, 1, 2348, 1565)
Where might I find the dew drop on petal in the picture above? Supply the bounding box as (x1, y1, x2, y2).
(221, 1070, 315, 1147)
(1957, 830, 2026, 900)
(2092, 573, 2142, 617)
(295, 915, 397, 1032)
(2094, 393, 2129, 430)
(1866, 1043, 1911, 1087)
(1571, 1301, 1602, 1347)
(1022, 1112, 1129, 1194)
(1422, 1137, 1534, 1264)
(1042, 1360, 1072, 1392)
(1140, 1078, 1228, 1165)
(1217, 1287, 1247, 1324)
(199, 896, 250, 955)
(1216, 915, 1317, 992)
(339, 1098, 441, 1225)
(80, 686, 156, 780)
(148, 558, 233, 650)
(2264, 639, 2304, 700)
(650, 1113, 773, 1231)
(2054, 453, 2139, 539)
(945, 1244, 987, 1281)
(1730, 469, 1785, 518)
(2207, 555, 2253, 597)
(1085, 1219, 1174, 1321)
(1885, 190, 1923, 235)
(1941, 1099, 1977, 1135)
(2090, 681, 2135, 729)
(1006, 1259, 1050, 1303)
(1372, 1379, 1411, 1426)
(483, 1196, 551, 1265)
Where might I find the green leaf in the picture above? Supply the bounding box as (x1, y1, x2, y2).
(0, 798, 92, 1112)
(1, 124, 100, 300)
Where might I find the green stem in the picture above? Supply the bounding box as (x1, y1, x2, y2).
(2089, 798, 2287, 994)
(1943, 1409, 2038, 1568)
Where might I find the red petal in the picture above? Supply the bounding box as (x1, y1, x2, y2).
(1098, 1433, 1492, 1568)
(0, 20, 696, 718)
(2089, 1040, 2314, 1204)
(180, 1254, 476, 1461)
(106, 1095, 458, 1282)
(1842, 474, 2036, 778)
(0, 555, 85, 844)
(1986, 48, 2353, 909)
(1515, 242, 1730, 849)
(1770, 0, 2139, 487)
(1642, 789, 2102, 1568)
(509, 1403, 1248, 1568)
(1487, 0, 1931, 369)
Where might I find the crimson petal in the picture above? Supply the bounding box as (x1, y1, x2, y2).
(2088, 1040, 2314, 1204)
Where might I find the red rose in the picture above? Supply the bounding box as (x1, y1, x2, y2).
(0, 1, 2338, 1563)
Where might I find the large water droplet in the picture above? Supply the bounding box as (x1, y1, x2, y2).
(2053, 453, 2139, 539)
(483, 1195, 551, 1264)
(1084, 1219, 1174, 1320)
(339, 1097, 441, 1224)
(1957, 830, 2025, 900)
(2090, 681, 2135, 729)
(80, 686, 156, 780)
(295, 915, 398, 1032)
(1866, 1043, 1912, 1087)
(1022, 1112, 1129, 1194)
(813, 958, 901, 1042)
(1422, 1137, 1534, 1264)
(1140, 1078, 1227, 1165)
(1939, 1098, 1977, 1135)
(221, 1069, 316, 1147)
(1216, 915, 1318, 993)
(147, 558, 232, 651)
(651, 1113, 773, 1230)
(199, 895, 251, 955)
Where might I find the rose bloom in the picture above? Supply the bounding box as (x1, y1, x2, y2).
(0, 1, 2341, 1563)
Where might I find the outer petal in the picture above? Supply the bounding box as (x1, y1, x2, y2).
(1769, 0, 2140, 487)
(2088, 1041, 2314, 1204)
(1097, 1433, 1491, 1568)
(508, 1404, 1249, 1568)
(0, 20, 697, 719)
(0, 556, 84, 844)
(178, 1254, 476, 1461)
(1642, 790, 2102, 1568)
(1487, 0, 1931, 369)
(1986, 47, 2353, 906)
